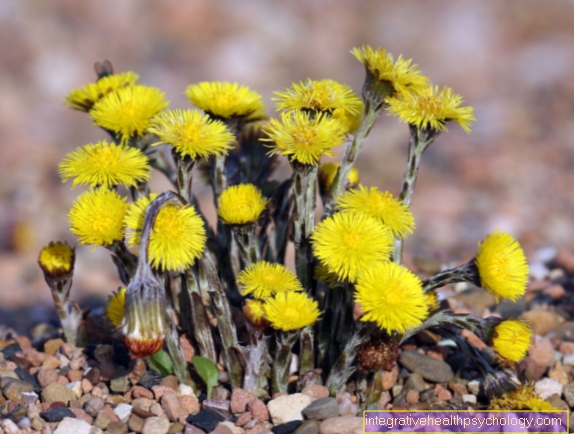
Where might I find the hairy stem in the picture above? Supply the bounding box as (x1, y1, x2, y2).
(272, 330, 299, 395)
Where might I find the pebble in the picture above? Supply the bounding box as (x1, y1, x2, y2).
(2, 379, 34, 402)
(37, 370, 59, 389)
(84, 398, 105, 417)
(336, 392, 357, 417)
(0, 419, 21, 434)
(161, 390, 185, 422)
(183, 423, 207, 434)
(128, 414, 145, 432)
(142, 415, 170, 434)
(403, 373, 426, 392)
(271, 420, 302, 434)
(391, 385, 403, 398)
(138, 370, 163, 389)
(186, 409, 225, 433)
(521, 310, 559, 336)
(381, 366, 399, 391)
(210, 424, 234, 434)
(110, 366, 130, 393)
(293, 419, 318, 434)
(548, 361, 569, 385)
(114, 403, 133, 422)
(179, 395, 200, 416)
(377, 391, 391, 409)
(301, 397, 338, 421)
(398, 351, 454, 382)
(212, 386, 231, 401)
(248, 399, 269, 422)
(41, 382, 76, 404)
(267, 393, 311, 425)
(319, 416, 362, 434)
(202, 398, 231, 419)
(65, 380, 82, 398)
(462, 394, 477, 404)
(40, 407, 76, 422)
(563, 383, 574, 408)
(69, 408, 92, 425)
(230, 389, 257, 414)
(107, 421, 129, 434)
(44, 339, 64, 357)
(535, 378, 563, 399)
(300, 385, 329, 402)
(556, 322, 574, 342)
(94, 410, 112, 429)
(405, 390, 419, 405)
(52, 417, 91, 434)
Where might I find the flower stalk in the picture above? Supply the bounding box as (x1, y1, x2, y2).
(232, 223, 259, 270)
(422, 259, 479, 293)
(272, 330, 299, 394)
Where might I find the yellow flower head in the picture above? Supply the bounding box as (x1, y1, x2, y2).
(107, 288, 126, 327)
(59, 140, 151, 189)
(124, 194, 158, 245)
(273, 79, 362, 115)
(475, 230, 529, 301)
(427, 291, 440, 312)
(237, 261, 303, 299)
(263, 291, 320, 332)
(38, 241, 75, 277)
(489, 384, 557, 411)
(185, 81, 265, 119)
(336, 185, 415, 239)
(90, 85, 169, 145)
(148, 109, 235, 159)
(243, 299, 268, 327)
(218, 184, 268, 225)
(65, 71, 139, 112)
(69, 189, 127, 247)
(355, 262, 428, 333)
(311, 212, 394, 283)
(318, 162, 360, 193)
(262, 111, 347, 166)
(491, 319, 532, 363)
(352, 45, 428, 97)
(386, 85, 475, 133)
(332, 104, 364, 135)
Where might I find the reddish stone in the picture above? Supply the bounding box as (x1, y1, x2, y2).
(179, 394, 200, 416)
(434, 385, 452, 402)
(235, 412, 252, 426)
(248, 399, 269, 422)
(560, 342, 574, 354)
(179, 335, 195, 363)
(301, 385, 330, 401)
(131, 386, 154, 399)
(405, 390, 419, 405)
(230, 388, 257, 414)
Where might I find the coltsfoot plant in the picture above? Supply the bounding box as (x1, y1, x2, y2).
(39, 48, 534, 406)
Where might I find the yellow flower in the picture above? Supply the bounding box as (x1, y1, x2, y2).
(311, 212, 394, 283)
(237, 261, 303, 299)
(491, 319, 532, 363)
(38, 241, 75, 277)
(69, 189, 127, 247)
(318, 162, 359, 193)
(59, 140, 151, 189)
(332, 104, 363, 135)
(352, 45, 428, 97)
(273, 79, 362, 115)
(262, 111, 347, 166)
(386, 85, 475, 133)
(336, 185, 415, 239)
(106, 288, 126, 327)
(90, 85, 169, 145)
(243, 299, 268, 327)
(489, 384, 558, 411)
(65, 71, 139, 112)
(475, 230, 529, 301)
(148, 109, 235, 159)
(355, 262, 427, 333)
(124, 194, 158, 246)
(263, 292, 320, 332)
(185, 81, 265, 119)
(426, 291, 439, 312)
(149, 204, 206, 271)
(218, 184, 268, 225)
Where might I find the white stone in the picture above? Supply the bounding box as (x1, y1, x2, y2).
(142, 416, 170, 434)
(467, 380, 481, 395)
(0, 418, 22, 434)
(219, 421, 244, 434)
(536, 247, 557, 263)
(54, 417, 92, 434)
(562, 354, 574, 365)
(65, 380, 83, 398)
(178, 384, 195, 397)
(534, 378, 563, 399)
(391, 385, 403, 397)
(462, 394, 477, 404)
(113, 403, 133, 422)
(267, 393, 311, 425)
(529, 262, 549, 281)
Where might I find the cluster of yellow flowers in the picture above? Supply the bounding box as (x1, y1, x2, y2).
(37, 45, 535, 399)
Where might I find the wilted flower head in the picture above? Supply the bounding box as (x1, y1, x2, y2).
(90, 85, 169, 145)
(237, 261, 303, 299)
(386, 85, 475, 134)
(262, 111, 347, 166)
(336, 185, 415, 239)
(68, 189, 127, 247)
(59, 140, 151, 189)
(318, 162, 359, 193)
(475, 230, 529, 301)
(218, 184, 268, 225)
(106, 288, 126, 327)
(65, 71, 139, 111)
(491, 319, 532, 363)
(243, 299, 268, 328)
(355, 262, 427, 333)
(185, 81, 265, 120)
(38, 241, 75, 281)
(263, 291, 320, 332)
(149, 109, 235, 160)
(489, 384, 558, 411)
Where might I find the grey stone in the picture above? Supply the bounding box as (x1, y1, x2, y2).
(40, 407, 76, 422)
(403, 373, 426, 392)
(556, 322, 574, 342)
(142, 415, 170, 434)
(563, 382, 574, 408)
(398, 351, 454, 383)
(128, 414, 145, 433)
(106, 421, 129, 434)
(302, 397, 339, 421)
(84, 397, 105, 417)
(110, 366, 130, 393)
(294, 419, 320, 434)
(41, 382, 76, 404)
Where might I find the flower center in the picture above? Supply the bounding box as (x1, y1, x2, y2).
(342, 231, 362, 250)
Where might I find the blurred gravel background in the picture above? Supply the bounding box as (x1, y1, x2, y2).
(1, 0, 573, 326)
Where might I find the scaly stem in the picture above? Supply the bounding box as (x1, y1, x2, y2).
(232, 223, 259, 270)
(422, 260, 479, 293)
(107, 241, 138, 285)
(242, 322, 270, 398)
(299, 325, 315, 381)
(272, 330, 299, 394)
(49, 280, 85, 347)
(174, 151, 196, 204)
(164, 307, 196, 389)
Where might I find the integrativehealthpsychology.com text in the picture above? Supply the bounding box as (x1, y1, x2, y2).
(362, 410, 568, 433)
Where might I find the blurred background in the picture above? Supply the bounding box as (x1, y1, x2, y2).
(1, 0, 573, 329)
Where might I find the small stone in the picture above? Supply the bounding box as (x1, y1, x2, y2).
(80, 379, 92, 394)
(448, 382, 468, 396)
(40, 355, 61, 370)
(168, 422, 185, 434)
(301, 397, 338, 421)
(186, 409, 225, 432)
(65, 380, 82, 399)
(142, 415, 170, 434)
(0, 368, 19, 380)
(556, 322, 574, 342)
(336, 392, 357, 417)
(183, 423, 206, 434)
(218, 421, 243, 434)
(31, 417, 45, 431)
(162, 390, 185, 422)
(53, 416, 91, 434)
(129, 414, 145, 433)
(230, 389, 257, 414)
(114, 403, 133, 422)
(563, 382, 574, 408)
(152, 386, 175, 401)
(560, 342, 574, 354)
(138, 370, 163, 389)
(546, 393, 569, 411)
(94, 410, 112, 429)
(377, 391, 391, 410)
(128, 359, 147, 386)
(267, 394, 311, 425)
(300, 386, 329, 402)
(535, 378, 563, 399)
(106, 421, 129, 434)
(521, 310, 559, 336)
(462, 394, 477, 404)
(84, 397, 105, 417)
(110, 366, 129, 393)
(179, 395, 200, 416)
(98, 361, 115, 382)
(391, 385, 403, 397)
(319, 416, 362, 434)
(202, 399, 231, 419)
(211, 386, 230, 401)
(271, 420, 302, 434)
(467, 380, 480, 395)
(41, 382, 76, 404)
(381, 366, 399, 391)
(403, 373, 426, 392)
(235, 412, 252, 426)
(210, 424, 234, 434)
(44, 339, 64, 357)
(548, 361, 569, 385)
(40, 406, 76, 422)
(83, 367, 101, 385)
(398, 351, 454, 383)
(248, 399, 268, 422)
(150, 402, 164, 417)
(0, 419, 20, 434)
(131, 386, 155, 400)
(524, 337, 555, 380)
(66, 369, 82, 382)
(160, 376, 179, 391)
(434, 384, 452, 402)
(405, 390, 419, 405)
(69, 408, 92, 425)
(293, 419, 319, 434)
(2, 379, 34, 402)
